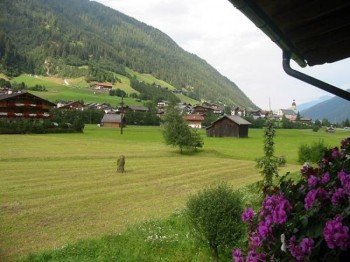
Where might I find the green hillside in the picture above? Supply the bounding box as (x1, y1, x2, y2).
(0, 0, 257, 108)
(8, 73, 199, 106)
(10, 74, 142, 106)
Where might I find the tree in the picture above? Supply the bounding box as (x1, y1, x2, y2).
(322, 118, 330, 127)
(202, 112, 219, 127)
(162, 104, 203, 153)
(281, 115, 293, 129)
(224, 106, 231, 115)
(256, 120, 281, 194)
(314, 119, 322, 127)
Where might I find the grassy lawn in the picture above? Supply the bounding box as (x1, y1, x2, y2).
(1, 126, 349, 260)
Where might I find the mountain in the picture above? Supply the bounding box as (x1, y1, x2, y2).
(301, 92, 350, 123)
(297, 95, 332, 111)
(0, 0, 256, 108)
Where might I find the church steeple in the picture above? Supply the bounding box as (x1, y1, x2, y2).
(292, 99, 297, 111)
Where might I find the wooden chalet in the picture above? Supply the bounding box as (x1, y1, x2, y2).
(206, 115, 251, 138)
(192, 105, 214, 116)
(101, 113, 123, 128)
(95, 82, 113, 90)
(184, 114, 204, 129)
(59, 101, 84, 110)
(0, 91, 56, 119)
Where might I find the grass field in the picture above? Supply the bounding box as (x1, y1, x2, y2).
(1, 127, 349, 260)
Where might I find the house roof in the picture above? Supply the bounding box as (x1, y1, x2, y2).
(0, 91, 56, 106)
(228, 0, 350, 67)
(60, 101, 84, 108)
(184, 114, 205, 121)
(127, 105, 149, 112)
(281, 109, 297, 116)
(101, 113, 122, 123)
(207, 115, 251, 129)
(96, 82, 113, 87)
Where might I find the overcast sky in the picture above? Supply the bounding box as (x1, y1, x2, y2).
(95, 0, 350, 110)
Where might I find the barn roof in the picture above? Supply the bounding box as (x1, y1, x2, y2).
(0, 91, 56, 106)
(207, 115, 251, 129)
(228, 0, 350, 67)
(101, 113, 122, 123)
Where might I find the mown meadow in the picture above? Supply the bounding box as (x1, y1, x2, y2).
(1, 126, 350, 261)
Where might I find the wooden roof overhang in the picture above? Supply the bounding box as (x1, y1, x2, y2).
(228, 0, 350, 100)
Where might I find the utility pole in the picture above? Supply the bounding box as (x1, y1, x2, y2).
(120, 96, 125, 135)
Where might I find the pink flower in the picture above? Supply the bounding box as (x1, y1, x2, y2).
(249, 231, 263, 249)
(307, 175, 318, 188)
(331, 147, 340, 159)
(246, 250, 266, 262)
(288, 236, 314, 261)
(321, 172, 330, 184)
(323, 215, 350, 250)
(242, 207, 255, 223)
(338, 170, 350, 194)
(258, 220, 271, 238)
(304, 189, 318, 210)
(304, 188, 328, 210)
(331, 188, 346, 205)
(232, 249, 244, 262)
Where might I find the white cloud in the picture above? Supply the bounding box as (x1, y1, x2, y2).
(94, 0, 350, 109)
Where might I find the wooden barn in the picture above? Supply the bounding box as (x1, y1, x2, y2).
(0, 91, 56, 119)
(206, 115, 251, 138)
(101, 113, 123, 128)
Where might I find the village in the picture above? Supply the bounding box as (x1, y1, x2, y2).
(0, 84, 315, 138)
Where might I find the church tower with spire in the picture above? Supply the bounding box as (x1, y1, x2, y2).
(292, 99, 297, 112)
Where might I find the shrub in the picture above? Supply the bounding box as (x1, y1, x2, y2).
(186, 183, 244, 261)
(312, 125, 320, 132)
(233, 138, 350, 261)
(298, 140, 328, 164)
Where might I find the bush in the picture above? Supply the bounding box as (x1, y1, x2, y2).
(233, 138, 350, 261)
(186, 183, 244, 261)
(109, 88, 127, 97)
(298, 140, 328, 164)
(312, 125, 320, 132)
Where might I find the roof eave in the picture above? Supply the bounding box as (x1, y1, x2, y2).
(228, 0, 307, 67)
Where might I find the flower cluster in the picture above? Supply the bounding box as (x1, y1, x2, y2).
(241, 207, 255, 223)
(233, 137, 350, 261)
(323, 215, 350, 250)
(288, 236, 314, 261)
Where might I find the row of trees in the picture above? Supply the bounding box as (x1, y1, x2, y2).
(130, 77, 180, 103)
(125, 110, 160, 126)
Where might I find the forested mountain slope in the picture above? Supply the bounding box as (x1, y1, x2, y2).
(301, 93, 350, 123)
(0, 0, 256, 108)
